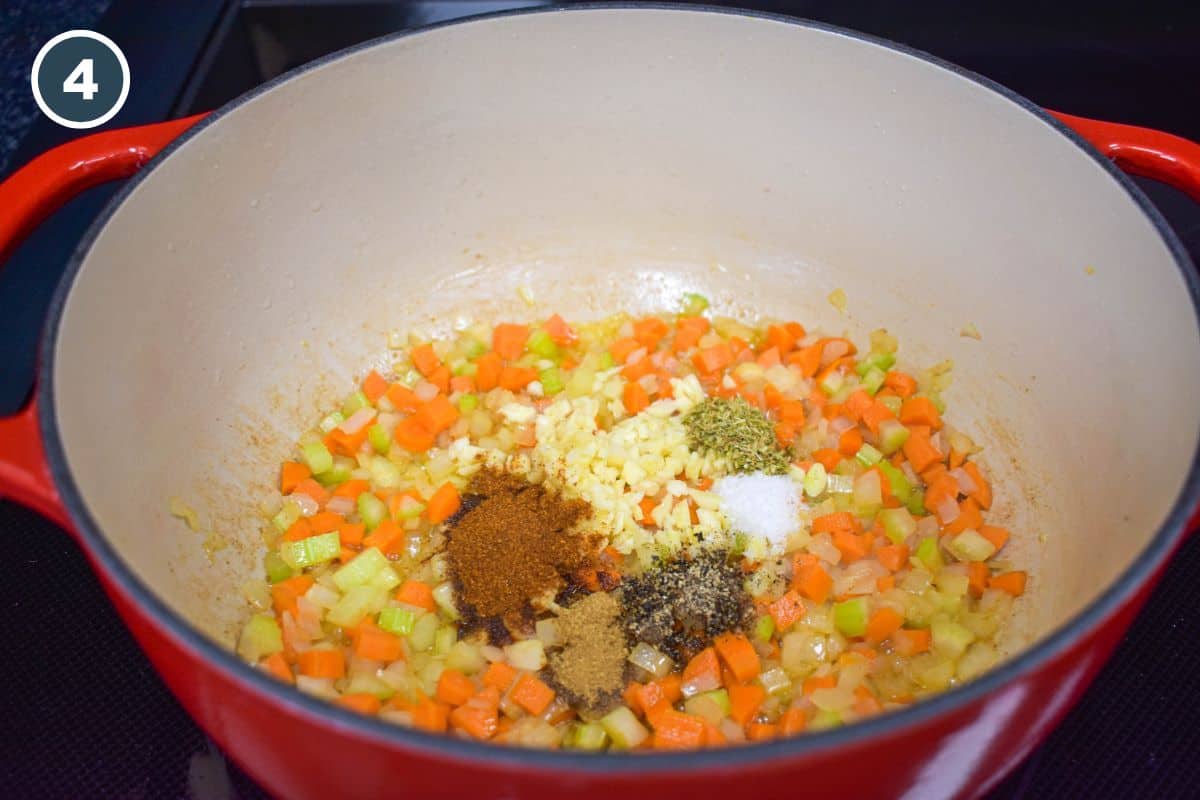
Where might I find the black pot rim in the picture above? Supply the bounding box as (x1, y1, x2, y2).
(37, 1, 1200, 778)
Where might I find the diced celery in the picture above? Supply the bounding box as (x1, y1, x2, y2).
(378, 606, 416, 636)
(947, 529, 998, 562)
(394, 495, 425, 520)
(368, 424, 391, 454)
(568, 722, 609, 751)
(457, 393, 479, 413)
(445, 640, 485, 674)
(314, 462, 353, 487)
(906, 487, 927, 516)
(934, 567, 970, 598)
(345, 672, 395, 700)
(433, 624, 456, 656)
(342, 390, 370, 416)
(237, 614, 283, 661)
(454, 361, 478, 377)
(264, 551, 293, 583)
(876, 462, 911, 506)
(432, 582, 459, 620)
(597, 351, 615, 370)
(914, 536, 944, 573)
(931, 619, 975, 659)
(680, 292, 710, 317)
(810, 709, 842, 730)
(855, 443, 883, 467)
(861, 366, 887, 396)
(879, 395, 903, 415)
(357, 492, 388, 531)
(279, 531, 341, 570)
(833, 597, 869, 637)
(877, 419, 911, 456)
(328, 584, 387, 628)
(803, 462, 828, 497)
(409, 612, 438, 652)
(601, 706, 649, 749)
(333, 547, 387, 591)
(855, 350, 897, 376)
(527, 329, 560, 359)
(369, 565, 402, 592)
(754, 615, 776, 642)
(819, 369, 845, 396)
(699, 688, 730, 715)
(271, 501, 301, 532)
(319, 411, 345, 433)
(878, 507, 917, 545)
(684, 689, 729, 724)
(539, 367, 564, 395)
(369, 456, 403, 490)
(301, 440, 333, 475)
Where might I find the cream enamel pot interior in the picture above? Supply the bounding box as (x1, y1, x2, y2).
(3, 7, 1200, 800)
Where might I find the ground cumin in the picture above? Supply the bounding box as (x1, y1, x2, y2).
(547, 592, 628, 717)
(446, 469, 593, 632)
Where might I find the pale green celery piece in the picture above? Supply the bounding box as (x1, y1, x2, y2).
(828, 383, 854, 405)
(319, 411, 346, 433)
(754, 615, 776, 642)
(598, 351, 615, 370)
(433, 624, 456, 656)
(314, 463, 353, 487)
(237, 614, 283, 661)
(461, 337, 487, 360)
(854, 351, 896, 376)
(301, 441, 333, 475)
(527, 329, 560, 359)
(833, 597, 869, 637)
(931, 618, 975, 659)
(342, 390, 371, 416)
(408, 612, 438, 652)
(370, 565, 402, 593)
(369, 456, 403, 490)
(947, 529, 997, 562)
(447, 358, 468, 376)
(457, 394, 479, 413)
(810, 709, 843, 730)
(877, 419, 911, 455)
(876, 461, 912, 505)
(601, 706, 649, 749)
(345, 673, 395, 700)
(357, 492, 388, 531)
(697, 688, 730, 715)
(931, 394, 947, 415)
(906, 487, 927, 516)
(333, 547, 387, 591)
(445, 641, 486, 674)
(861, 366, 887, 396)
(879, 395, 903, 415)
(327, 585, 386, 628)
(395, 496, 425, 520)
(834, 458, 859, 477)
(878, 507, 917, 545)
(569, 722, 609, 751)
(539, 367, 564, 395)
(803, 462, 828, 497)
(271, 502, 301, 532)
(454, 362, 478, 377)
(819, 369, 845, 396)
(378, 607, 417, 636)
(855, 443, 883, 467)
(279, 531, 341, 570)
(914, 536, 944, 573)
(680, 292, 710, 317)
(264, 551, 293, 583)
(368, 424, 391, 454)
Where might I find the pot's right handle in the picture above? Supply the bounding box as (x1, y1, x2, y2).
(0, 114, 205, 531)
(1050, 111, 1200, 203)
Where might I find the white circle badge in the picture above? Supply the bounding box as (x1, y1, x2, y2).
(31, 30, 130, 130)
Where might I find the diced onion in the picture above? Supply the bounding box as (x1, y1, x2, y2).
(935, 496, 960, 524)
(628, 642, 673, 678)
(339, 406, 377, 435)
(949, 467, 978, 495)
(414, 381, 439, 402)
(326, 495, 354, 516)
(833, 560, 887, 597)
(535, 619, 560, 647)
(808, 532, 842, 565)
(829, 416, 856, 435)
(291, 493, 319, 517)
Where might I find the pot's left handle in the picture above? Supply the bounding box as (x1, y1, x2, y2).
(0, 114, 206, 531)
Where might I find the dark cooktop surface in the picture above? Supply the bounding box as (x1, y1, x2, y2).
(1, 2, 1199, 798)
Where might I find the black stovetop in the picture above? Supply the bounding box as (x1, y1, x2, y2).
(2, 3, 1199, 798)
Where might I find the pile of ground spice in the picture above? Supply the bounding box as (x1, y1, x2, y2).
(446, 468, 594, 635)
(620, 550, 750, 662)
(547, 591, 628, 717)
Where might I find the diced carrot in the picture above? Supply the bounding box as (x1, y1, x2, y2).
(409, 694, 450, 733)
(757, 347, 782, 368)
(510, 672, 556, 715)
(297, 648, 345, 679)
(900, 396, 942, 429)
(779, 707, 807, 736)
(561, 357, 579, 371)
(775, 422, 796, 447)
(838, 428, 864, 458)
(426, 482, 461, 524)
(428, 365, 451, 394)
(355, 625, 404, 662)
(292, 478, 330, 507)
(876, 575, 896, 592)
(271, 574, 315, 617)
(989, 571, 1027, 596)
(482, 661, 518, 692)
(778, 399, 805, 427)
(260, 652, 294, 684)
(633, 317, 670, 349)
(768, 589, 806, 632)
(702, 721, 727, 746)
(333, 479, 371, 499)
(903, 432, 943, 473)
(891, 628, 932, 656)
(651, 710, 707, 749)
(609, 337, 641, 365)
(812, 448, 842, 472)
(802, 674, 836, 695)
(865, 607, 904, 645)
(833, 529, 870, 563)
(840, 390, 870, 422)
(307, 511, 343, 534)
(620, 356, 655, 382)
(449, 702, 499, 740)
(657, 673, 683, 705)
(728, 683, 766, 727)
(410, 344, 442, 377)
(714, 632, 761, 682)
(746, 722, 779, 741)
(682, 647, 721, 692)
(282, 518, 314, 543)
(978, 525, 1010, 552)
(788, 344, 823, 378)
(765, 324, 797, 354)
(967, 562, 990, 596)
(673, 317, 710, 352)
(498, 366, 537, 391)
(883, 371, 918, 398)
(385, 383, 420, 412)
(436, 669, 478, 706)
(948, 447, 967, 470)
(362, 370, 390, 403)
(942, 498, 984, 536)
(924, 472, 960, 517)
(817, 337, 858, 365)
(813, 511, 858, 535)
(414, 395, 459, 434)
(638, 495, 658, 526)
(362, 519, 403, 555)
(491, 324, 529, 361)
(395, 580, 436, 611)
(962, 461, 992, 509)
(692, 342, 734, 374)
(792, 559, 833, 604)
(474, 352, 503, 391)
(542, 313, 577, 345)
(393, 416, 436, 452)
(861, 401, 896, 434)
(877, 544, 910, 573)
(337, 693, 382, 715)
(449, 375, 475, 394)
(280, 461, 311, 494)
(623, 380, 650, 414)
(324, 426, 369, 457)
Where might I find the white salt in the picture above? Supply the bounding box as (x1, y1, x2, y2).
(714, 472, 802, 553)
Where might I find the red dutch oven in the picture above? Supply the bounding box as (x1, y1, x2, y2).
(3, 7, 1200, 799)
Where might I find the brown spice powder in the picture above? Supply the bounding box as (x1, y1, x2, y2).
(547, 591, 628, 716)
(446, 469, 593, 629)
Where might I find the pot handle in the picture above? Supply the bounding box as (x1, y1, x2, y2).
(0, 114, 206, 530)
(1050, 111, 1200, 202)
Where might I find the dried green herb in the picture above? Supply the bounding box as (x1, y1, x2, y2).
(683, 396, 789, 474)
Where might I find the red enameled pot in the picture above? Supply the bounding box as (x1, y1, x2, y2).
(2, 7, 1200, 799)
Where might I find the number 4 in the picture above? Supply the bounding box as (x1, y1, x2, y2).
(63, 58, 99, 100)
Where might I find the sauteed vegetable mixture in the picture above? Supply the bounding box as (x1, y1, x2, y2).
(233, 301, 1026, 750)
